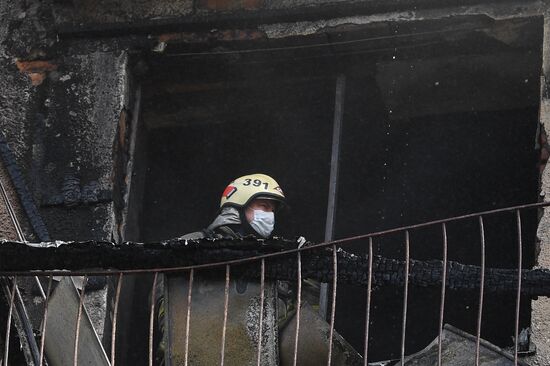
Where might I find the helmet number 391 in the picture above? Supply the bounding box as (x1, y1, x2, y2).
(219, 174, 285, 209)
(243, 178, 268, 189)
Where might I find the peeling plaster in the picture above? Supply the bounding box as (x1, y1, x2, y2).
(260, 13, 415, 38)
(260, 1, 546, 39)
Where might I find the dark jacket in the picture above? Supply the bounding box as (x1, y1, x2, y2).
(179, 206, 244, 240)
(155, 207, 247, 365)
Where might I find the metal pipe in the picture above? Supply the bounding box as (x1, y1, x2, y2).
(400, 231, 410, 365)
(0, 168, 25, 240)
(320, 74, 346, 319)
(363, 238, 373, 366)
(220, 265, 230, 366)
(111, 273, 123, 366)
(514, 211, 523, 366)
(12, 283, 42, 364)
(3, 278, 17, 366)
(437, 223, 448, 366)
(184, 269, 194, 366)
(475, 216, 486, 366)
(39, 275, 53, 366)
(0, 162, 46, 298)
(149, 273, 159, 366)
(0, 155, 47, 366)
(256, 259, 265, 366)
(293, 252, 302, 366)
(73, 275, 88, 366)
(327, 245, 338, 366)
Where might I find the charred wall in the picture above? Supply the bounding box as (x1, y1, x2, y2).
(1, 0, 132, 350)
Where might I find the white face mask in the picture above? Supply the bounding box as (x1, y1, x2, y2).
(249, 210, 275, 238)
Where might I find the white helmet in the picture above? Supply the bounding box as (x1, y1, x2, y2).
(220, 173, 285, 209)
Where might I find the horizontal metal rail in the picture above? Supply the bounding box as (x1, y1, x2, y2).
(1, 201, 548, 277)
(2, 201, 545, 365)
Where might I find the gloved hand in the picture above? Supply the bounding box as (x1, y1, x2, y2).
(296, 236, 308, 248)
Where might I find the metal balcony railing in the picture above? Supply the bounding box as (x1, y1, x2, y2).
(1, 201, 550, 366)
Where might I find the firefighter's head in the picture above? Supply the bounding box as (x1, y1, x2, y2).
(220, 173, 285, 238)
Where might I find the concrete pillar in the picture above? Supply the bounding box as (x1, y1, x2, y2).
(530, 10, 550, 366)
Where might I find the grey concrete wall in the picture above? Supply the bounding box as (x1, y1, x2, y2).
(528, 12, 550, 366)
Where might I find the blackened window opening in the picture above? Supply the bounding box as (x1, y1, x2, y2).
(118, 15, 542, 364)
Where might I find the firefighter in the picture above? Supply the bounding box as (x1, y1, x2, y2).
(155, 174, 286, 365)
(180, 173, 286, 240)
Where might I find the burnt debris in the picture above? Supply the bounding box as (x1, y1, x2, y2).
(1, 237, 550, 296)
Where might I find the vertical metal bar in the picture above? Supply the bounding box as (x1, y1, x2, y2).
(149, 273, 159, 366)
(120, 85, 142, 237)
(476, 216, 486, 366)
(400, 231, 410, 366)
(293, 252, 302, 366)
(73, 275, 88, 366)
(256, 259, 265, 366)
(327, 245, 338, 366)
(13, 284, 41, 364)
(39, 275, 53, 366)
(1, 162, 45, 363)
(514, 210, 523, 366)
(437, 223, 448, 366)
(1, 157, 46, 359)
(184, 269, 194, 366)
(34, 277, 46, 300)
(111, 273, 123, 366)
(363, 237, 374, 366)
(320, 74, 346, 319)
(3, 278, 17, 366)
(0, 172, 25, 241)
(220, 265, 230, 366)
(0, 167, 46, 300)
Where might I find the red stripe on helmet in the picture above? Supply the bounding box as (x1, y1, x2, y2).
(222, 185, 237, 199)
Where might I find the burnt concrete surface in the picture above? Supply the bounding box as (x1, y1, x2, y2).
(52, 0, 545, 37)
(38, 50, 127, 240)
(54, 0, 193, 24)
(1, 0, 124, 241)
(1, 0, 129, 352)
(0, 0, 41, 176)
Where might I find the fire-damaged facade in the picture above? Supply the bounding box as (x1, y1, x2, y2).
(2, 0, 550, 365)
